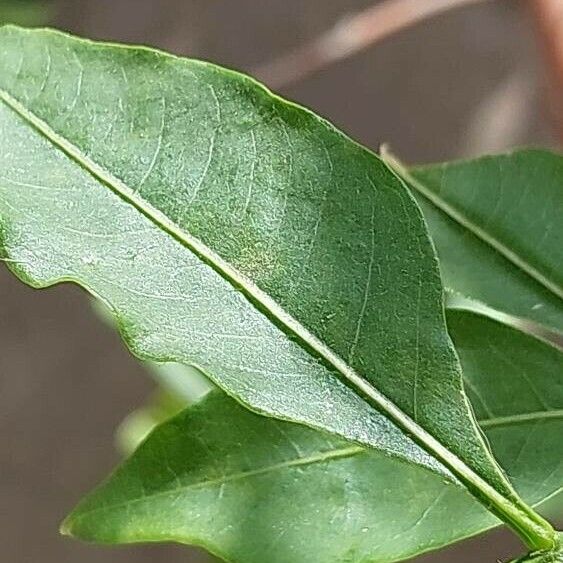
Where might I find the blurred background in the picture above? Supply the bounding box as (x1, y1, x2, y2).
(1, 0, 561, 562)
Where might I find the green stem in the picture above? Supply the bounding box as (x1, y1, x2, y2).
(490, 497, 556, 552)
(403, 422, 557, 552)
(509, 531, 563, 562)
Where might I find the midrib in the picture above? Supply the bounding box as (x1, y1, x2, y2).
(401, 161, 563, 302)
(65, 409, 562, 519)
(0, 87, 534, 528)
(65, 445, 366, 518)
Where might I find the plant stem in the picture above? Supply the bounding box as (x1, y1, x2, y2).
(254, 0, 491, 88)
(528, 0, 563, 145)
(509, 531, 563, 561)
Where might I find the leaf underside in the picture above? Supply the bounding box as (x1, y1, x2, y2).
(0, 25, 520, 500)
(2, 26, 561, 559)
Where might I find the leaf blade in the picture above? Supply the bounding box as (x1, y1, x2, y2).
(64, 311, 563, 563)
(386, 149, 563, 335)
(0, 26, 552, 544)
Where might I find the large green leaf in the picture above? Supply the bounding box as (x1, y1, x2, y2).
(0, 27, 552, 545)
(386, 150, 563, 335)
(64, 311, 563, 563)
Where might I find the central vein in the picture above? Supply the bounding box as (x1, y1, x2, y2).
(0, 87, 555, 549)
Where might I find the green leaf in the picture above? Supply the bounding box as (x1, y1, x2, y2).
(448, 311, 562, 511)
(0, 26, 553, 546)
(116, 365, 214, 455)
(63, 311, 563, 563)
(115, 389, 190, 455)
(0, 1, 51, 26)
(385, 150, 563, 336)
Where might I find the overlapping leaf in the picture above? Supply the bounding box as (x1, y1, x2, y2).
(387, 150, 563, 336)
(64, 311, 563, 563)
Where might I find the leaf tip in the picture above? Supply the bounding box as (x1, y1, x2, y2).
(59, 516, 74, 538)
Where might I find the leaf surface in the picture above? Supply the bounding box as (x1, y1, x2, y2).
(64, 311, 563, 563)
(389, 150, 563, 335)
(0, 26, 549, 539)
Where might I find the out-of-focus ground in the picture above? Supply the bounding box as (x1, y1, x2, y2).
(0, 1, 559, 562)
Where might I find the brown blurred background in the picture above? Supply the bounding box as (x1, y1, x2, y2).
(0, 1, 560, 562)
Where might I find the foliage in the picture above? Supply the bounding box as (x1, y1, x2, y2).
(66, 311, 562, 563)
(0, 0, 51, 27)
(0, 26, 561, 563)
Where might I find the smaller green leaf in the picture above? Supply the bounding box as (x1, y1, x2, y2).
(64, 311, 562, 563)
(0, 0, 51, 26)
(385, 149, 563, 336)
(116, 362, 214, 454)
(116, 389, 188, 455)
(146, 362, 215, 404)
